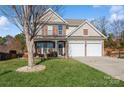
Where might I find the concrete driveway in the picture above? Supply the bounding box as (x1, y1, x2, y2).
(74, 57, 124, 81)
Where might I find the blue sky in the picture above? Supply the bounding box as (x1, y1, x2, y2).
(63, 5, 110, 20)
(0, 5, 124, 37)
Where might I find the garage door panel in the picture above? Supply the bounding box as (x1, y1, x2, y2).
(87, 44, 102, 56)
(69, 43, 85, 57)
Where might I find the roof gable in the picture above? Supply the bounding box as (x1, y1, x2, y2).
(41, 8, 68, 24)
(67, 20, 106, 39)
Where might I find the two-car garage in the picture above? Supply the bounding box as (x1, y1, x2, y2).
(67, 21, 106, 57)
(68, 40, 103, 57)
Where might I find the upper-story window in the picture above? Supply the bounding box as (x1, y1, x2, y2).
(48, 25, 53, 35)
(83, 29, 88, 35)
(58, 25, 63, 35)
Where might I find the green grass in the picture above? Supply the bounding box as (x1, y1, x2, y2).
(0, 58, 124, 87)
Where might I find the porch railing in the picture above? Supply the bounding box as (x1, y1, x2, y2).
(36, 48, 65, 56)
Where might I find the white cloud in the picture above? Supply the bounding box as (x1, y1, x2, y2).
(109, 6, 124, 22)
(0, 16, 9, 26)
(110, 6, 123, 13)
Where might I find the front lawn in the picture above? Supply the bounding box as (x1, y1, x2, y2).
(0, 58, 124, 87)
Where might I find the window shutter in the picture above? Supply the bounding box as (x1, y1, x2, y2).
(45, 25, 48, 36)
(42, 25, 47, 36)
(53, 25, 57, 36)
(42, 26, 44, 36)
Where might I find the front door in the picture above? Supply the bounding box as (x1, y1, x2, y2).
(58, 42, 64, 56)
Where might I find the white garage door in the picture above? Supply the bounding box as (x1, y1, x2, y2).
(87, 43, 102, 56)
(69, 43, 85, 57)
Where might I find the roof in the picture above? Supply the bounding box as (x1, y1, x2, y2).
(66, 19, 85, 26)
(34, 36, 66, 41)
(42, 9, 84, 26)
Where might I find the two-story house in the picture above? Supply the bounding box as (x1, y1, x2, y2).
(34, 8, 106, 57)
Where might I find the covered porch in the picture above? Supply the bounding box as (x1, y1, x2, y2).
(35, 40, 68, 57)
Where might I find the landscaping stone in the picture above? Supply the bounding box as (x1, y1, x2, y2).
(16, 65, 46, 72)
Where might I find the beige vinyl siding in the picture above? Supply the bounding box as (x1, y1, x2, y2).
(66, 26, 77, 35)
(41, 10, 65, 23)
(71, 23, 101, 36)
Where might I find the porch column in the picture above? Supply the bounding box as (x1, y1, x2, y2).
(55, 40, 58, 56)
(65, 40, 69, 59)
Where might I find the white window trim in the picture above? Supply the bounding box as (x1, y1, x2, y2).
(48, 25, 53, 35)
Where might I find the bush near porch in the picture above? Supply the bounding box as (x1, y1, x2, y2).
(0, 58, 124, 87)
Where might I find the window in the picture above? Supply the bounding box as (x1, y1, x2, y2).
(58, 25, 63, 35)
(83, 29, 88, 35)
(47, 42, 54, 48)
(58, 43, 64, 48)
(36, 42, 43, 48)
(36, 42, 54, 48)
(48, 25, 53, 35)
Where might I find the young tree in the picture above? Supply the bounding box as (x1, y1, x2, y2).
(0, 5, 62, 68)
(106, 33, 116, 48)
(0, 36, 6, 45)
(15, 33, 26, 52)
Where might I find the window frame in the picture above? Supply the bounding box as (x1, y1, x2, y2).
(58, 25, 63, 35)
(47, 25, 53, 35)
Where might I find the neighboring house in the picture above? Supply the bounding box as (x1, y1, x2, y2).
(34, 8, 106, 57)
(0, 44, 8, 53)
(0, 36, 19, 54)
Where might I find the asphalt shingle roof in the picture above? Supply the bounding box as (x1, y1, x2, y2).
(66, 19, 85, 26)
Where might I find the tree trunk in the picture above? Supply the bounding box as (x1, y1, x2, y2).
(43, 48, 47, 59)
(28, 40, 34, 67)
(24, 26, 34, 68)
(65, 41, 68, 59)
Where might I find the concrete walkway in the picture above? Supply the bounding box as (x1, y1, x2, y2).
(74, 57, 124, 81)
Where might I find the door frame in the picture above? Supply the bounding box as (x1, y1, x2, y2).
(58, 41, 65, 56)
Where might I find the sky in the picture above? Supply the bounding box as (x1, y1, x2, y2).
(0, 5, 124, 37)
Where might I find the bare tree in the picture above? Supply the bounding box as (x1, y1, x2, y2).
(0, 5, 62, 68)
(110, 20, 124, 57)
(91, 16, 108, 36)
